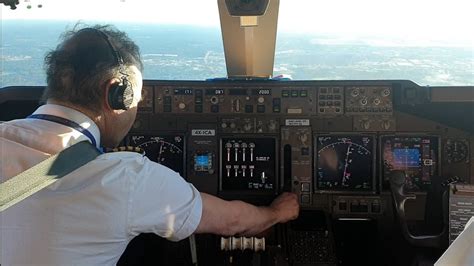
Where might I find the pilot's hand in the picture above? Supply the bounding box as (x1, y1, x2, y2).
(270, 192, 300, 223)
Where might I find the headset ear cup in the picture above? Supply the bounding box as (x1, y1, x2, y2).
(108, 80, 134, 110)
(121, 79, 134, 109)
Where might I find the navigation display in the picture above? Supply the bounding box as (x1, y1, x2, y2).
(128, 135, 185, 176)
(316, 135, 375, 191)
(382, 136, 439, 191)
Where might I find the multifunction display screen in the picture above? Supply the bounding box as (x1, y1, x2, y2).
(128, 135, 185, 176)
(382, 136, 439, 191)
(316, 135, 375, 191)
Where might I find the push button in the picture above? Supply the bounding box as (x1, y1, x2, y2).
(301, 194, 310, 204)
(195, 105, 203, 113)
(245, 105, 253, 113)
(339, 201, 347, 211)
(301, 182, 310, 192)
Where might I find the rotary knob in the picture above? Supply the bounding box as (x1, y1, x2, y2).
(178, 102, 186, 110)
(381, 120, 391, 130)
(360, 119, 371, 130)
(351, 88, 360, 97)
(210, 96, 219, 104)
(299, 133, 308, 144)
(373, 97, 381, 105)
(267, 120, 277, 131)
(381, 88, 391, 97)
(243, 122, 252, 132)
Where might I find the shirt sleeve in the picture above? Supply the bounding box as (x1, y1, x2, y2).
(127, 156, 202, 241)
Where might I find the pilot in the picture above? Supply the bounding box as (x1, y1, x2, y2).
(0, 25, 299, 265)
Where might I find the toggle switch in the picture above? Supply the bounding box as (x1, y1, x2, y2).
(233, 165, 239, 177)
(249, 165, 255, 177)
(249, 143, 255, 162)
(233, 143, 240, 162)
(225, 142, 232, 162)
(261, 171, 266, 183)
(226, 165, 231, 177)
(241, 165, 247, 177)
(241, 143, 247, 162)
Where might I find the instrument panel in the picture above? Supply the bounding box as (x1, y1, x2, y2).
(0, 80, 472, 266)
(130, 79, 472, 210)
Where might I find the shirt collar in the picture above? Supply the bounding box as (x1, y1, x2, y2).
(32, 104, 101, 148)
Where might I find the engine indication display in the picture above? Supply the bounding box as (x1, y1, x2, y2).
(128, 135, 185, 176)
(220, 138, 276, 192)
(382, 136, 439, 191)
(316, 135, 375, 192)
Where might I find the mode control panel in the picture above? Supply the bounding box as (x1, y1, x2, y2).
(150, 83, 395, 117)
(154, 85, 318, 115)
(155, 87, 195, 113)
(278, 87, 315, 115)
(139, 85, 154, 113)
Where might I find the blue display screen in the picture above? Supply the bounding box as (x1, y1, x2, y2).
(195, 154, 210, 166)
(382, 136, 439, 192)
(392, 148, 421, 168)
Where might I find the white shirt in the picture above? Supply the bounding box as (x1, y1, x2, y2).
(0, 104, 203, 266)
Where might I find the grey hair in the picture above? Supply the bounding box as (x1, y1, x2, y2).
(41, 24, 143, 112)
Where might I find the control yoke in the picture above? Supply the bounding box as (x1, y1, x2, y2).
(389, 170, 448, 248)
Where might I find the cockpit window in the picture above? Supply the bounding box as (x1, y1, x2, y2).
(1, 0, 473, 87)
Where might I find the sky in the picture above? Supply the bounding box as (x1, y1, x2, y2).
(1, 0, 473, 47)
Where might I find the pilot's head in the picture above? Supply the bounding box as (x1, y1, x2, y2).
(42, 25, 143, 147)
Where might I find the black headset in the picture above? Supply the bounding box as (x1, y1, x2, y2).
(80, 28, 134, 110)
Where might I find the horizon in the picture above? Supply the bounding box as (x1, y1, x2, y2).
(1, 21, 473, 87)
(1, 0, 473, 48)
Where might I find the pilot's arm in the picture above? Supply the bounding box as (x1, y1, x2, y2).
(196, 192, 299, 236)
